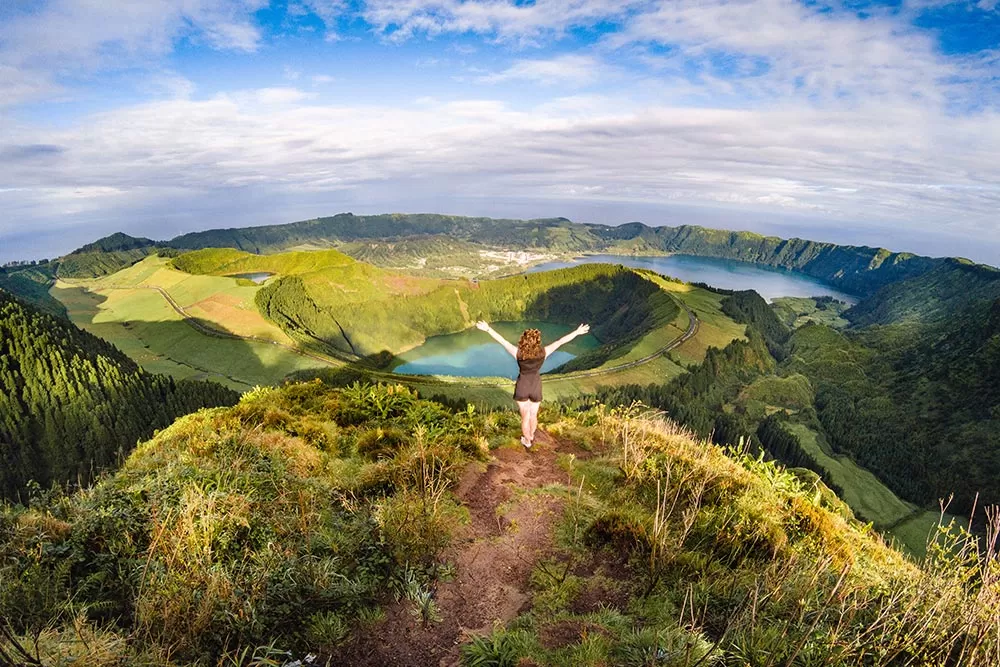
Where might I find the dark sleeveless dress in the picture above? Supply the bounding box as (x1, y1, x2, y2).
(514, 354, 545, 402)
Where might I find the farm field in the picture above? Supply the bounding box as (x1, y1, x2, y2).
(658, 279, 747, 366)
(51, 279, 330, 390)
(80, 256, 294, 343)
(771, 296, 851, 329)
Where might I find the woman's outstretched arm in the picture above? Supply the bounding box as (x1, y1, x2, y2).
(544, 323, 590, 357)
(476, 321, 519, 358)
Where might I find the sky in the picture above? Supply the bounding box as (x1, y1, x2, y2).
(1, 0, 999, 264)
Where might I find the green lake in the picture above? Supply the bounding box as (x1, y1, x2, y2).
(392, 321, 599, 378)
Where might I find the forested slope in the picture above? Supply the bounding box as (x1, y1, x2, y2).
(585, 281, 1000, 520)
(0, 263, 65, 316)
(0, 289, 238, 501)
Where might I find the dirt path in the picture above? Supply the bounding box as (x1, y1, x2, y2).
(331, 430, 583, 667)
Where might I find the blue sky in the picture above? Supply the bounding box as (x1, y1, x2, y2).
(1, 0, 999, 263)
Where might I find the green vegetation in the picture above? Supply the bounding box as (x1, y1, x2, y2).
(0, 263, 65, 316)
(171, 246, 683, 362)
(783, 295, 1000, 516)
(21, 213, 1000, 533)
(55, 232, 162, 279)
(462, 407, 999, 666)
(0, 288, 237, 502)
(737, 373, 814, 413)
(771, 296, 850, 329)
(52, 277, 330, 391)
(167, 213, 945, 296)
(0, 382, 505, 665)
(4, 383, 997, 665)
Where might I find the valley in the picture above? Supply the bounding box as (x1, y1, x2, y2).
(26, 215, 976, 557)
(3, 212, 999, 664)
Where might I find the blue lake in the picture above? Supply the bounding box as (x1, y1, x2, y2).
(528, 254, 857, 303)
(393, 321, 599, 379)
(393, 254, 856, 378)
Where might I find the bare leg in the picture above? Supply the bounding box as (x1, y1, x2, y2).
(528, 401, 541, 442)
(516, 400, 533, 445)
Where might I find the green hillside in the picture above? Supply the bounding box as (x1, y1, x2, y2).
(564, 289, 984, 553)
(52, 255, 333, 390)
(174, 247, 681, 362)
(0, 288, 238, 501)
(24, 214, 1000, 529)
(2, 382, 996, 665)
(167, 212, 946, 296)
(0, 263, 65, 316)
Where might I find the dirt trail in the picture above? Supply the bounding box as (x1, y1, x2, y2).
(331, 429, 583, 667)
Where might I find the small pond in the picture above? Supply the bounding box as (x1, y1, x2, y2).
(392, 321, 600, 378)
(229, 272, 274, 284)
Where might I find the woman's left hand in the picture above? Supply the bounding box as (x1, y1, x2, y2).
(576, 323, 591, 335)
(475, 321, 490, 331)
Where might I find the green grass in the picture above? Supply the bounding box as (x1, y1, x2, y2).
(738, 374, 814, 412)
(51, 281, 329, 390)
(770, 296, 851, 329)
(781, 422, 961, 558)
(172, 247, 441, 311)
(0, 383, 501, 665)
(83, 256, 294, 343)
(890, 510, 962, 560)
(783, 423, 917, 529)
(656, 280, 746, 366)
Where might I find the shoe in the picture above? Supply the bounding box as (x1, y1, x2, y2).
(520, 436, 533, 449)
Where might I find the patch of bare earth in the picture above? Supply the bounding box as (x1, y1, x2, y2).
(329, 430, 581, 667)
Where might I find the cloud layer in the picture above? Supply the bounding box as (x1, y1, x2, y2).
(1, 0, 999, 262)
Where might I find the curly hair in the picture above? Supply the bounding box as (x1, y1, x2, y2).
(517, 328, 545, 360)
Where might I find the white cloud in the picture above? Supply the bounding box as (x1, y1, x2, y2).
(477, 54, 611, 85)
(361, 0, 641, 44)
(1, 0, 999, 260)
(0, 0, 266, 106)
(610, 0, 955, 107)
(2, 91, 999, 250)
(139, 72, 197, 99)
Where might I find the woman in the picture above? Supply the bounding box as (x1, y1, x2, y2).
(476, 321, 591, 448)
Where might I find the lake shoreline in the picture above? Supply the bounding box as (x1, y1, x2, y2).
(526, 252, 858, 304)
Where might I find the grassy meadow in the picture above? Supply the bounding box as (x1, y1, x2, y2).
(52, 276, 331, 390)
(657, 278, 747, 366)
(771, 296, 851, 329)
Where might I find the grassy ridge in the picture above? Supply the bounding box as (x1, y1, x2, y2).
(167, 213, 951, 296)
(194, 246, 686, 358)
(464, 407, 998, 666)
(258, 264, 678, 357)
(3, 383, 997, 665)
(0, 383, 506, 664)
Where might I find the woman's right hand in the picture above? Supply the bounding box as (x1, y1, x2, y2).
(476, 321, 490, 331)
(575, 323, 591, 335)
